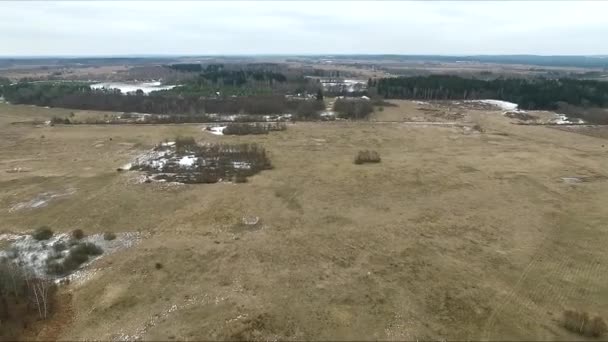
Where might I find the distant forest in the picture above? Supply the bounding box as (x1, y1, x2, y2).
(374, 75, 608, 123)
(375, 76, 608, 108)
(316, 55, 608, 69)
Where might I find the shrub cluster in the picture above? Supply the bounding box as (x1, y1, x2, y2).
(137, 142, 273, 184)
(333, 98, 374, 119)
(46, 242, 103, 276)
(354, 150, 381, 164)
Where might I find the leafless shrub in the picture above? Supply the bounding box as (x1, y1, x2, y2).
(563, 310, 607, 337)
(71, 229, 84, 240)
(175, 136, 197, 154)
(32, 226, 53, 241)
(472, 124, 485, 133)
(136, 142, 272, 184)
(0, 261, 56, 335)
(354, 150, 381, 164)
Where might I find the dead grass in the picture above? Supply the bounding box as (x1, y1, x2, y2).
(1, 102, 608, 341)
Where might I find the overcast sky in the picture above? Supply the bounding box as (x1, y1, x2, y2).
(1, 1, 607, 56)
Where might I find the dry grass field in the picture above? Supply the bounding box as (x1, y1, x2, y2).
(1, 101, 608, 340)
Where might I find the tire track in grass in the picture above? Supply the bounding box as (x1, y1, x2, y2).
(482, 223, 608, 340)
(481, 239, 548, 340)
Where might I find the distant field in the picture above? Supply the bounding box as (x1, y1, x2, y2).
(1, 100, 607, 340)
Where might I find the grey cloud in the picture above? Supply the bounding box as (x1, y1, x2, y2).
(0, 1, 607, 56)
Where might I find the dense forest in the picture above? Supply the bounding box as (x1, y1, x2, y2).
(376, 76, 608, 110)
(1, 82, 322, 115)
(160, 63, 318, 96)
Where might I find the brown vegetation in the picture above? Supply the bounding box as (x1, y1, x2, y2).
(354, 150, 381, 164)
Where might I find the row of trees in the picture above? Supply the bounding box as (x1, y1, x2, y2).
(333, 98, 374, 119)
(2, 82, 325, 116)
(375, 75, 608, 110)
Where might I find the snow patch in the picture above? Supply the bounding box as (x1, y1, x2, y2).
(90, 81, 176, 95)
(553, 113, 585, 125)
(9, 188, 76, 212)
(0, 231, 145, 281)
(207, 126, 226, 135)
(469, 99, 519, 111)
(178, 155, 197, 168)
(232, 161, 251, 170)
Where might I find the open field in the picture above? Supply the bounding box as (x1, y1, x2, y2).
(1, 102, 608, 340)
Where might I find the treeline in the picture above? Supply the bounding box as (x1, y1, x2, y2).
(166, 63, 287, 84)
(333, 98, 374, 119)
(2, 82, 323, 115)
(376, 75, 608, 110)
(0, 76, 12, 96)
(160, 63, 321, 97)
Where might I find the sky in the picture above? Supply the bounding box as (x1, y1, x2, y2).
(1, 1, 607, 56)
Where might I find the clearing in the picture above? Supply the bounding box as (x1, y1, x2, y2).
(0, 101, 607, 340)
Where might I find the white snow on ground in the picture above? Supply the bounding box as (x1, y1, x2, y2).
(207, 126, 226, 135)
(90, 81, 176, 95)
(160, 141, 175, 147)
(132, 149, 170, 171)
(9, 188, 76, 212)
(119, 163, 132, 171)
(469, 99, 519, 111)
(232, 161, 251, 170)
(0, 231, 145, 281)
(178, 155, 197, 167)
(414, 101, 430, 105)
(553, 113, 585, 125)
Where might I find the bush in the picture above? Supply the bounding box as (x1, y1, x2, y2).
(354, 150, 381, 164)
(53, 242, 67, 252)
(32, 226, 53, 241)
(103, 232, 117, 241)
(563, 310, 607, 337)
(334, 98, 374, 119)
(175, 136, 196, 153)
(472, 124, 484, 133)
(71, 229, 84, 240)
